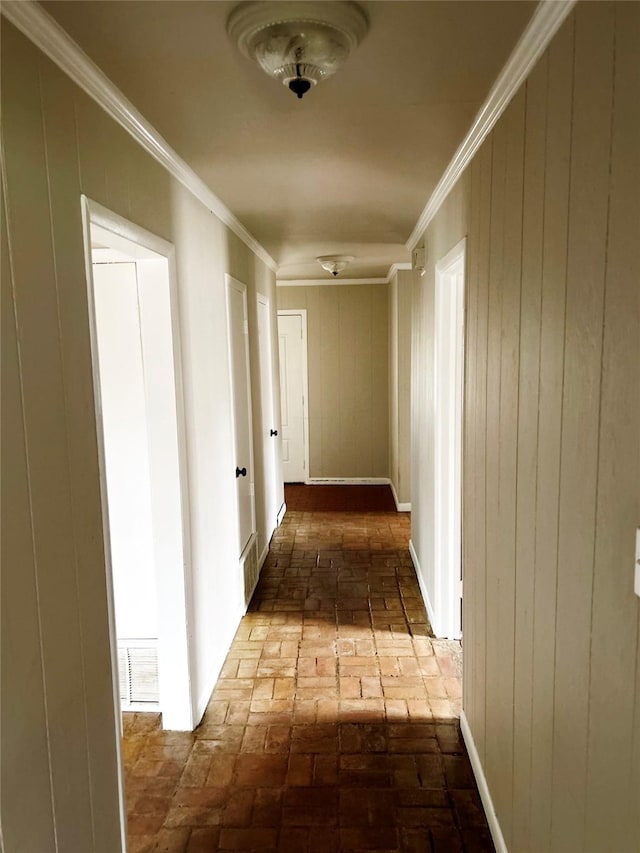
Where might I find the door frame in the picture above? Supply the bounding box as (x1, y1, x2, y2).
(81, 196, 195, 740)
(257, 293, 280, 558)
(433, 237, 466, 639)
(225, 274, 257, 561)
(277, 308, 310, 484)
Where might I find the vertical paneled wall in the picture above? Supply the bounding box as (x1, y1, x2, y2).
(1, 21, 278, 852)
(414, 4, 640, 850)
(277, 284, 389, 479)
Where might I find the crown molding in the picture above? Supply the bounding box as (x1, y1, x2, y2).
(277, 262, 412, 287)
(1, 0, 278, 273)
(386, 262, 412, 281)
(277, 277, 388, 287)
(406, 0, 576, 251)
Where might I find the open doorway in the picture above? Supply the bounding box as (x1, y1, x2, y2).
(433, 238, 466, 640)
(81, 197, 193, 733)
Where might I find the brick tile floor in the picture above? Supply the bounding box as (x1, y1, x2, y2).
(123, 509, 494, 852)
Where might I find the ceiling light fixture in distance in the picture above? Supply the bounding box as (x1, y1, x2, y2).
(317, 255, 355, 277)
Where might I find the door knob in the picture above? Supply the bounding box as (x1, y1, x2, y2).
(235, 466, 247, 478)
(270, 429, 278, 437)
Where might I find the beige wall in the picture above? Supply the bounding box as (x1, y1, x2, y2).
(388, 270, 412, 505)
(412, 4, 640, 850)
(277, 284, 389, 479)
(1, 21, 280, 852)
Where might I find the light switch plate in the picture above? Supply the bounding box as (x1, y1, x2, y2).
(635, 529, 640, 598)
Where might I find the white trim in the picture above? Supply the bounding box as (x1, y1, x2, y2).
(258, 541, 270, 571)
(256, 293, 280, 539)
(386, 262, 413, 281)
(433, 238, 465, 641)
(407, 0, 577, 250)
(389, 480, 411, 513)
(277, 277, 388, 287)
(82, 197, 196, 731)
(225, 274, 258, 563)
(306, 477, 390, 485)
(277, 502, 287, 526)
(460, 712, 508, 853)
(80, 201, 128, 853)
(2, 0, 277, 273)
(196, 603, 245, 722)
(277, 309, 310, 483)
(408, 539, 439, 635)
(277, 264, 413, 288)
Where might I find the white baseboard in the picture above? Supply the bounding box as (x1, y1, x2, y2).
(389, 479, 411, 512)
(460, 711, 508, 853)
(305, 477, 391, 485)
(258, 541, 269, 571)
(276, 501, 286, 526)
(408, 539, 440, 636)
(195, 602, 244, 725)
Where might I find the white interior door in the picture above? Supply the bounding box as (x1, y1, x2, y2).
(257, 295, 279, 537)
(277, 311, 308, 483)
(226, 275, 256, 557)
(93, 262, 158, 641)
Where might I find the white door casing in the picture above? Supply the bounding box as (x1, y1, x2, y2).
(226, 275, 256, 558)
(433, 238, 466, 639)
(277, 311, 308, 483)
(257, 295, 279, 541)
(82, 196, 194, 849)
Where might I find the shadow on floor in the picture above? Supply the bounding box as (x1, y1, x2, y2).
(123, 502, 491, 853)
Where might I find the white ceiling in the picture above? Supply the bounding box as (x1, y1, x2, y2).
(42, 0, 536, 280)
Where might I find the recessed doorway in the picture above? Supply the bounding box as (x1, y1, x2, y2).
(82, 197, 193, 733)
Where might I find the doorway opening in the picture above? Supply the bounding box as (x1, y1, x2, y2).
(433, 238, 466, 640)
(81, 197, 193, 734)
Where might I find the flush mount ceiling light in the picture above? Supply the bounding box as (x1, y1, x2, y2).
(317, 255, 354, 277)
(227, 1, 368, 99)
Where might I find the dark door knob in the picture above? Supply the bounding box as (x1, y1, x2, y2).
(235, 466, 247, 478)
(270, 429, 278, 437)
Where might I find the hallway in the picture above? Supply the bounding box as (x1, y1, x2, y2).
(123, 498, 493, 852)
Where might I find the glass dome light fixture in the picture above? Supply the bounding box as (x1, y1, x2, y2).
(227, 1, 369, 99)
(317, 255, 355, 277)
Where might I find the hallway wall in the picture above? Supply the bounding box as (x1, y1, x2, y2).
(277, 283, 389, 479)
(411, 3, 640, 850)
(1, 20, 279, 852)
(389, 269, 412, 506)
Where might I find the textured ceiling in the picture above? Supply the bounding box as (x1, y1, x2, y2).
(42, 0, 536, 279)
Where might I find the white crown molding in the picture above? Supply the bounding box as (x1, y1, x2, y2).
(277, 263, 412, 287)
(2, 0, 278, 273)
(386, 262, 412, 281)
(277, 277, 388, 287)
(406, 0, 576, 251)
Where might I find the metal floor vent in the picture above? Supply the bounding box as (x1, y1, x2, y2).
(242, 534, 259, 606)
(117, 642, 159, 706)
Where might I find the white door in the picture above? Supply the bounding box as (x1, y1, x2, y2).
(226, 275, 256, 557)
(257, 295, 279, 537)
(92, 262, 158, 642)
(277, 311, 308, 483)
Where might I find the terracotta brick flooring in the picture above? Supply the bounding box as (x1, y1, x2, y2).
(123, 507, 494, 852)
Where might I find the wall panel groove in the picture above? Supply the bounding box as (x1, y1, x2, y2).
(413, 4, 639, 850)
